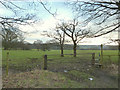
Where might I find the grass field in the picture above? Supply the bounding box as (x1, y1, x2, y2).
(2, 49, 119, 88)
(2, 49, 118, 66)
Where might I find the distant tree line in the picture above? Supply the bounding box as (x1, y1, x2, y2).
(1, 22, 118, 51)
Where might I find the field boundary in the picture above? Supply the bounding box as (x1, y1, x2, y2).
(43, 53, 96, 70)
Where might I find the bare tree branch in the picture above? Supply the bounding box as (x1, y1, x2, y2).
(38, 0, 57, 17)
(69, 0, 120, 37)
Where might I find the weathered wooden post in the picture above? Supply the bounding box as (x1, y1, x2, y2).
(92, 53, 95, 66)
(6, 52, 9, 76)
(100, 44, 103, 68)
(108, 55, 111, 64)
(44, 55, 47, 70)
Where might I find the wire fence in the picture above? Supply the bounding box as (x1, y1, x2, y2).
(3, 52, 97, 75)
(43, 53, 96, 72)
(2, 51, 119, 76)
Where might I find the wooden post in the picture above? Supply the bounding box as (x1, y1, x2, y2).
(44, 55, 47, 70)
(100, 44, 103, 68)
(6, 52, 9, 76)
(92, 53, 95, 66)
(108, 55, 111, 64)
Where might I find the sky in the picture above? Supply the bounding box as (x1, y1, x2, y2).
(0, 0, 118, 45)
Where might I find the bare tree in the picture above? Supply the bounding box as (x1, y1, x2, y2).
(42, 28, 66, 57)
(68, 0, 120, 37)
(40, 42, 50, 51)
(0, 24, 24, 50)
(33, 40, 43, 51)
(58, 19, 90, 57)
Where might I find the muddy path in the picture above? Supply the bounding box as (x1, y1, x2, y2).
(47, 60, 118, 88)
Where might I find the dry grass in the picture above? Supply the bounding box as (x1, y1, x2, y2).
(2, 70, 83, 88)
(104, 63, 118, 76)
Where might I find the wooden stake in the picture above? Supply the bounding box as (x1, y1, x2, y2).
(6, 52, 9, 76)
(92, 53, 95, 66)
(100, 44, 103, 68)
(44, 55, 47, 70)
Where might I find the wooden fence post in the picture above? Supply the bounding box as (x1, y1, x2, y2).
(44, 55, 47, 70)
(100, 44, 103, 66)
(92, 53, 95, 66)
(98, 44, 103, 68)
(108, 55, 111, 64)
(6, 52, 9, 76)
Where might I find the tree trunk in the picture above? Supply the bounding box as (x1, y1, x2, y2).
(73, 43, 77, 57)
(60, 44, 64, 57)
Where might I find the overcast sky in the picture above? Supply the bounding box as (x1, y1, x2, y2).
(0, 0, 118, 45)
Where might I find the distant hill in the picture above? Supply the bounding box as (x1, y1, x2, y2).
(48, 44, 118, 50)
(77, 45, 118, 50)
(11, 43, 118, 50)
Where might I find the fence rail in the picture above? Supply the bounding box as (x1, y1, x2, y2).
(46, 53, 94, 56)
(6, 51, 118, 74)
(103, 55, 119, 56)
(43, 53, 95, 70)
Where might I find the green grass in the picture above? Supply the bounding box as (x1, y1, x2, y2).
(2, 50, 118, 88)
(2, 49, 118, 71)
(67, 70, 94, 81)
(2, 49, 118, 63)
